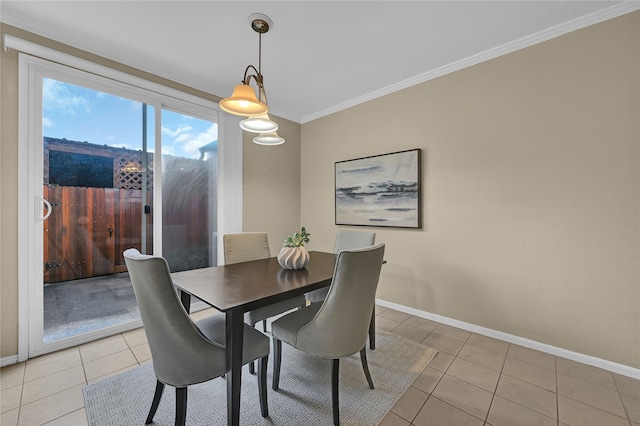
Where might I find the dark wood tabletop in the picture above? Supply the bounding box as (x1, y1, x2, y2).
(170, 250, 338, 426)
(171, 250, 337, 313)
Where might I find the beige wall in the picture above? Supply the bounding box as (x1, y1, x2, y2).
(0, 23, 301, 357)
(301, 12, 639, 368)
(242, 119, 301, 254)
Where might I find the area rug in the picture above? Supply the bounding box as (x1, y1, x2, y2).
(83, 329, 437, 425)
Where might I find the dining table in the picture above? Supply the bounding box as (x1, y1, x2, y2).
(171, 250, 340, 426)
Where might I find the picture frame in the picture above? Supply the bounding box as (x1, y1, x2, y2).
(335, 148, 422, 228)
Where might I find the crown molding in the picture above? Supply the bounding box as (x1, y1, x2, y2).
(300, 1, 640, 124)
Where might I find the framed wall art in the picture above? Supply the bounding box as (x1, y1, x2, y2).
(335, 148, 421, 228)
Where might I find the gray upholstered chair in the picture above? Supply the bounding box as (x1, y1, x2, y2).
(271, 243, 385, 426)
(123, 249, 270, 426)
(305, 230, 376, 304)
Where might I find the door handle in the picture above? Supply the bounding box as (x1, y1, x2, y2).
(39, 197, 52, 221)
(108, 226, 113, 238)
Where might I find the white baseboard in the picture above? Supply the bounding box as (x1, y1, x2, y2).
(376, 299, 640, 380)
(1, 355, 19, 368)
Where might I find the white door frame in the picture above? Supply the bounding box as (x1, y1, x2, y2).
(12, 37, 242, 361)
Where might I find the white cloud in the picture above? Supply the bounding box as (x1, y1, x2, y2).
(42, 117, 54, 128)
(179, 124, 218, 158)
(161, 124, 193, 138)
(42, 79, 91, 115)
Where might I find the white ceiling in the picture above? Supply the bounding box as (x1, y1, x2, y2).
(1, 1, 637, 123)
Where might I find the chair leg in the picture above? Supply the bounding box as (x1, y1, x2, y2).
(257, 355, 269, 417)
(263, 319, 267, 332)
(360, 348, 375, 389)
(145, 380, 165, 424)
(332, 359, 340, 426)
(175, 387, 187, 426)
(272, 338, 282, 391)
(249, 323, 258, 375)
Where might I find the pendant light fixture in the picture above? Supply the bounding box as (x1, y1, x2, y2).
(253, 131, 285, 145)
(240, 113, 278, 133)
(220, 14, 285, 144)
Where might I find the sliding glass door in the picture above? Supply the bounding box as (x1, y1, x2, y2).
(18, 54, 230, 358)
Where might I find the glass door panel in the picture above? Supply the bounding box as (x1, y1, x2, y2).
(42, 78, 154, 343)
(160, 109, 218, 272)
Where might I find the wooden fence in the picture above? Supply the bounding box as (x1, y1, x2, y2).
(43, 185, 152, 283)
(43, 178, 212, 283)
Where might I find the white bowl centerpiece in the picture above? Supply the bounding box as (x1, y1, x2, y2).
(277, 226, 311, 270)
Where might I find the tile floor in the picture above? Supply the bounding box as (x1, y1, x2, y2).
(2, 306, 639, 426)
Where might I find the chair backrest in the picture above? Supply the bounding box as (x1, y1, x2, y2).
(333, 230, 376, 254)
(295, 243, 385, 358)
(123, 249, 226, 387)
(223, 232, 271, 264)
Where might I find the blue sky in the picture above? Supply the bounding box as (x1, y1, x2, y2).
(42, 78, 217, 159)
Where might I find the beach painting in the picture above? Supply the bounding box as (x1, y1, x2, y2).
(335, 149, 421, 228)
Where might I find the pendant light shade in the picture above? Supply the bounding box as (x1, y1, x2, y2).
(219, 84, 268, 116)
(240, 113, 279, 133)
(253, 131, 285, 145)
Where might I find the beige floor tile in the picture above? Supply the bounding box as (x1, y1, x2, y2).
(1, 385, 22, 413)
(21, 364, 86, 405)
(412, 366, 445, 394)
(507, 345, 555, 371)
(557, 373, 626, 417)
(487, 395, 557, 426)
(390, 386, 428, 422)
(621, 392, 640, 423)
(1, 408, 18, 426)
(379, 309, 412, 323)
(1, 363, 25, 390)
(613, 372, 640, 398)
(79, 334, 129, 363)
(558, 395, 629, 426)
(17, 384, 85, 426)
(13, 307, 638, 426)
(43, 408, 88, 426)
(428, 352, 455, 373)
(422, 332, 465, 356)
(557, 357, 616, 390)
(24, 348, 81, 382)
(502, 357, 556, 392)
(122, 327, 147, 348)
(376, 316, 401, 332)
(458, 343, 506, 372)
(496, 374, 557, 419)
(404, 316, 439, 332)
(392, 323, 431, 343)
(131, 342, 152, 363)
(447, 357, 500, 393)
(467, 334, 509, 355)
(379, 411, 411, 425)
(433, 324, 471, 342)
(432, 374, 493, 420)
(83, 349, 138, 382)
(414, 396, 484, 426)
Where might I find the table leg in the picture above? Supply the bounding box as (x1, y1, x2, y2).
(180, 290, 191, 314)
(226, 309, 244, 426)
